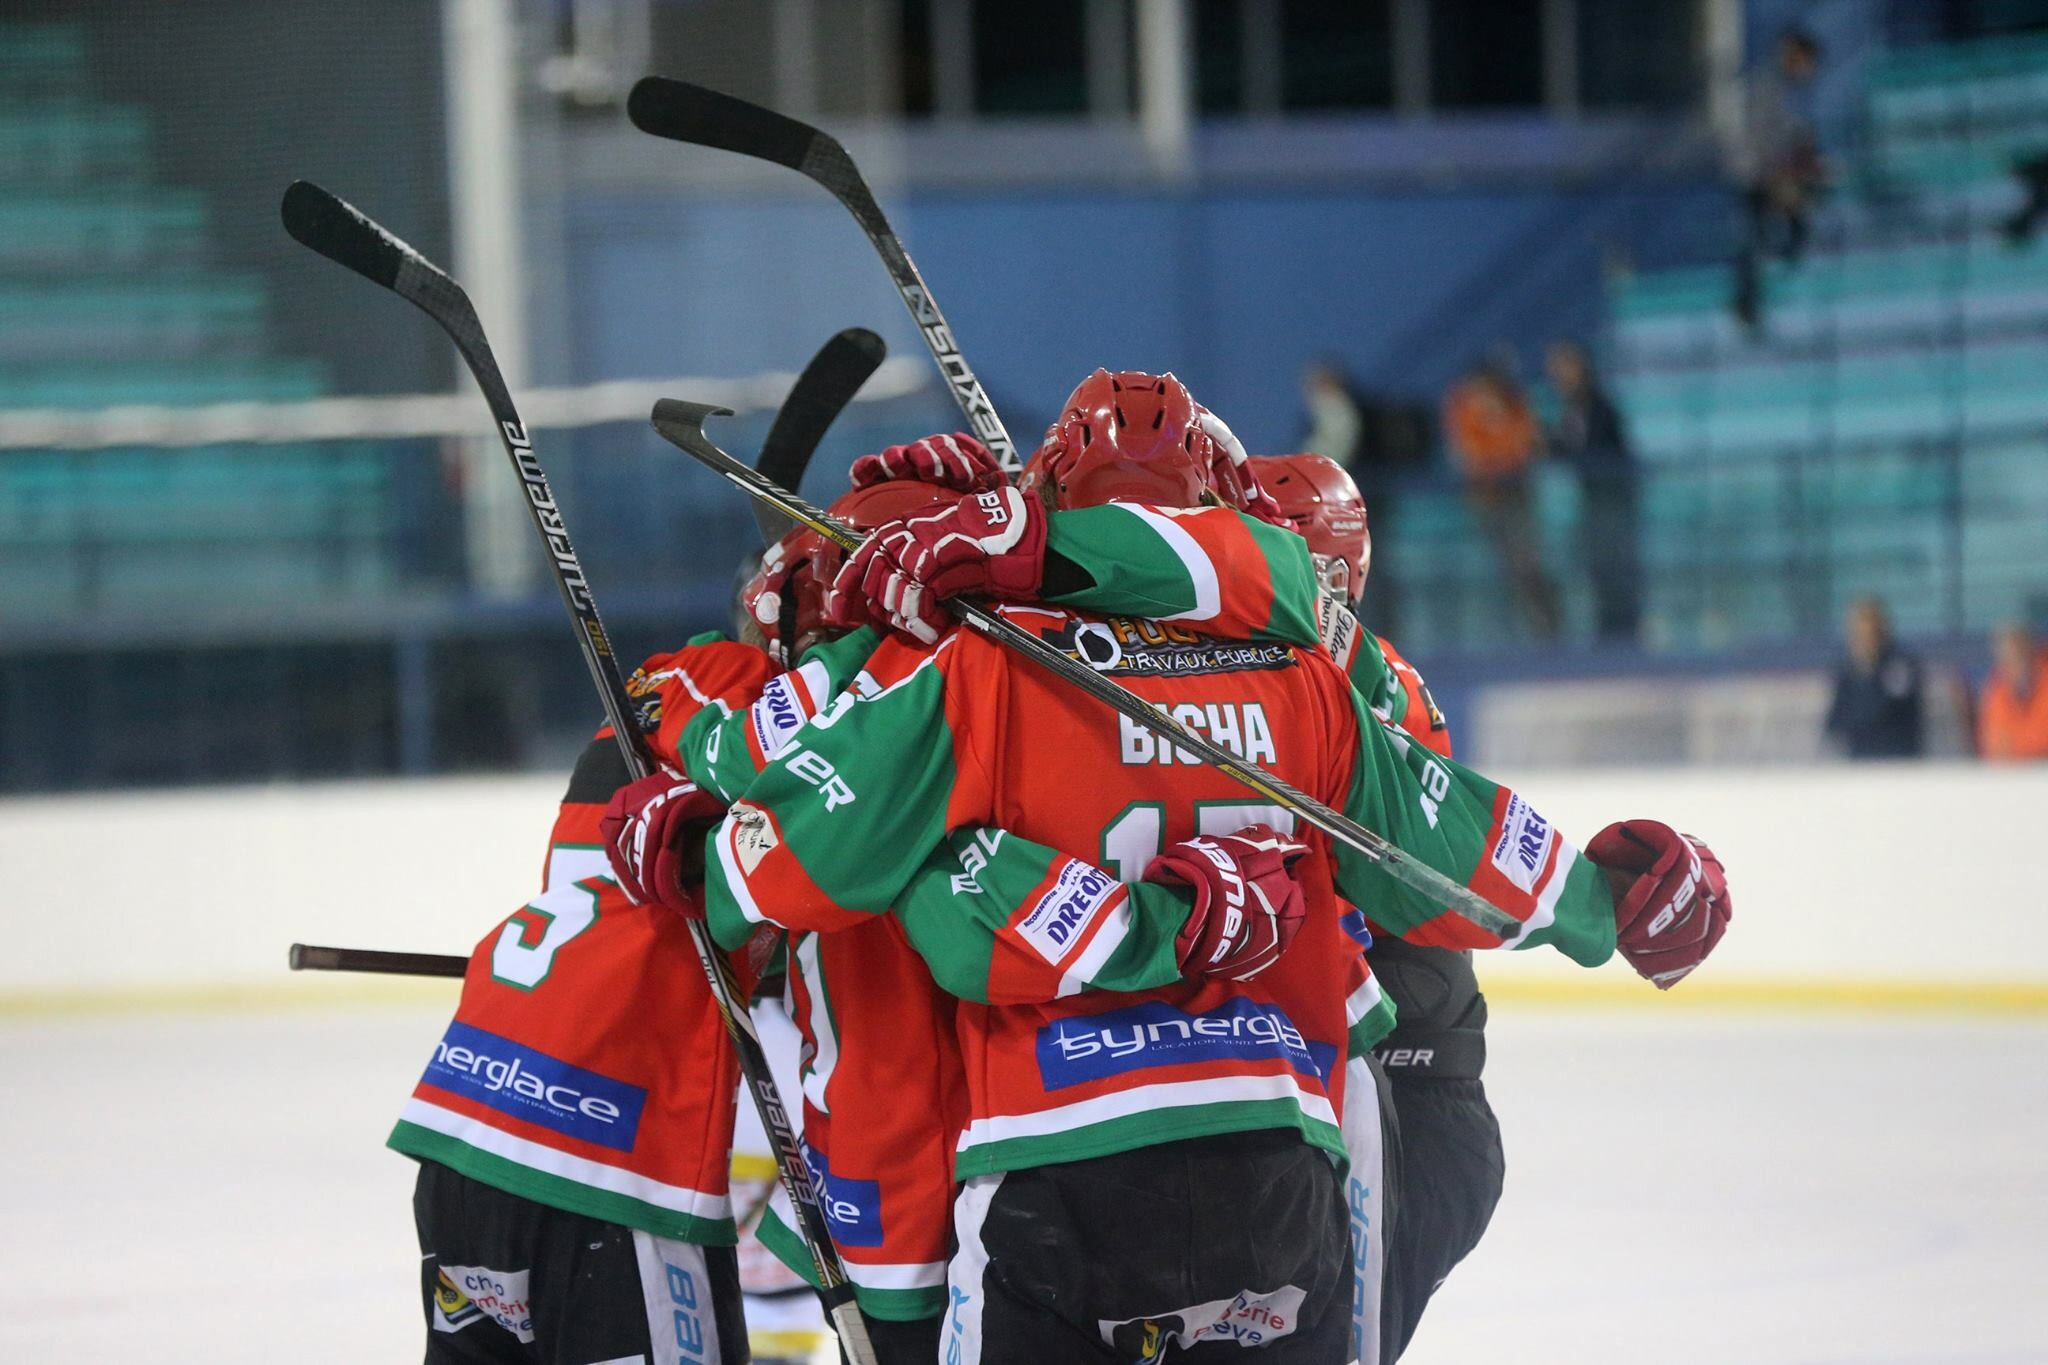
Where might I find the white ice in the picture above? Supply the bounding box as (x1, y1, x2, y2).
(1, 1002, 2041, 1363)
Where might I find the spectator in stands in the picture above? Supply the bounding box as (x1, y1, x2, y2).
(1730, 27, 1827, 331)
(1544, 339, 1640, 643)
(1824, 596, 1925, 759)
(1977, 624, 2048, 760)
(1443, 349, 1560, 640)
(1300, 360, 1364, 471)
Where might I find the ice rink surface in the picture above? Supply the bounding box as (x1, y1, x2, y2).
(2, 1000, 2042, 1363)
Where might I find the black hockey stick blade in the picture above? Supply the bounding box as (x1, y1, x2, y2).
(282, 179, 437, 294)
(289, 943, 468, 979)
(629, 77, 1018, 473)
(629, 78, 820, 174)
(752, 327, 886, 543)
(650, 400, 1524, 941)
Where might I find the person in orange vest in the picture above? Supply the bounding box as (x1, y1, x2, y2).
(1442, 353, 1561, 640)
(1978, 624, 2048, 761)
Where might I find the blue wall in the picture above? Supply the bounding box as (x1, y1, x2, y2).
(566, 173, 1722, 453)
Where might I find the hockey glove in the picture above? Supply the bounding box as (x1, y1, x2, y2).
(849, 432, 1006, 494)
(599, 772, 728, 920)
(1146, 824, 1311, 982)
(828, 485, 1046, 644)
(1587, 820, 1731, 989)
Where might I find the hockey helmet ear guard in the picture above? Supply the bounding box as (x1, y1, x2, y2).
(1019, 369, 1215, 511)
(739, 477, 963, 665)
(1257, 452, 1371, 605)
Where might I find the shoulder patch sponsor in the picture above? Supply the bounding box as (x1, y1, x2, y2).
(1037, 617, 1296, 679)
(1014, 861, 1119, 966)
(1489, 793, 1554, 894)
(729, 801, 781, 875)
(748, 674, 810, 760)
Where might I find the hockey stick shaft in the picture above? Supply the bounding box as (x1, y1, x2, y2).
(289, 943, 468, 978)
(280, 183, 877, 1364)
(650, 401, 1522, 940)
(628, 78, 1018, 473)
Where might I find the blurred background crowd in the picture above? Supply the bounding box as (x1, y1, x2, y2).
(4, 0, 2048, 790)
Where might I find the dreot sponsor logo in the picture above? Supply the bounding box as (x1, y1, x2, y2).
(1036, 997, 1337, 1091)
(1488, 793, 1554, 894)
(801, 1139, 885, 1248)
(1015, 861, 1118, 965)
(749, 674, 809, 760)
(422, 1021, 646, 1152)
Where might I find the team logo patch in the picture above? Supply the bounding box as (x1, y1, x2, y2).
(1015, 861, 1118, 965)
(1037, 618, 1296, 679)
(430, 1270, 484, 1334)
(729, 801, 781, 875)
(1488, 793, 1554, 895)
(1036, 998, 1337, 1091)
(421, 1022, 647, 1151)
(435, 1264, 535, 1342)
(1100, 1285, 1308, 1355)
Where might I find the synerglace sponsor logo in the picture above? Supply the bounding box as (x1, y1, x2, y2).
(1036, 998, 1337, 1090)
(423, 1022, 647, 1152)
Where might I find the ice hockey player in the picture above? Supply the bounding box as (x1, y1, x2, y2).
(1261, 450, 1498, 1356)
(389, 631, 779, 1364)
(595, 451, 1328, 1364)
(683, 369, 1732, 1362)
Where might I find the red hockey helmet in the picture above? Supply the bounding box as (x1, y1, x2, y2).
(739, 478, 959, 664)
(1259, 453, 1371, 603)
(1019, 369, 1214, 510)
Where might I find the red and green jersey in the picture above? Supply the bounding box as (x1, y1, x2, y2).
(700, 600, 1618, 1178)
(387, 637, 780, 1246)
(671, 624, 1199, 1319)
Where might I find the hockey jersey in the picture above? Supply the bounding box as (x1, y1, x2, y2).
(700, 596, 1617, 1179)
(387, 637, 781, 1245)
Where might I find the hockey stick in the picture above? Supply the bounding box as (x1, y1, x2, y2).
(651, 401, 1523, 940)
(627, 77, 1018, 473)
(278, 338, 879, 986)
(752, 327, 886, 542)
(289, 943, 468, 978)
(280, 182, 878, 1365)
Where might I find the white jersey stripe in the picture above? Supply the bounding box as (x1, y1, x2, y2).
(954, 1072, 1338, 1154)
(1115, 503, 1222, 624)
(1055, 897, 1134, 999)
(401, 1097, 733, 1223)
(1505, 840, 1577, 949)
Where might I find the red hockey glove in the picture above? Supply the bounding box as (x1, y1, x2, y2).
(827, 485, 1046, 644)
(1586, 820, 1731, 989)
(849, 432, 1006, 494)
(1197, 407, 1286, 526)
(599, 772, 728, 920)
(1146, 824, 1311, 982)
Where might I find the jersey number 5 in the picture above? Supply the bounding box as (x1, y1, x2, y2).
(1100, 802, 1298, 882)
(491, 844, 611, 989)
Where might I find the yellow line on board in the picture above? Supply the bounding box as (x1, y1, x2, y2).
(1482, 975, 2048, 1015)
(0, 976, 457, 1019)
